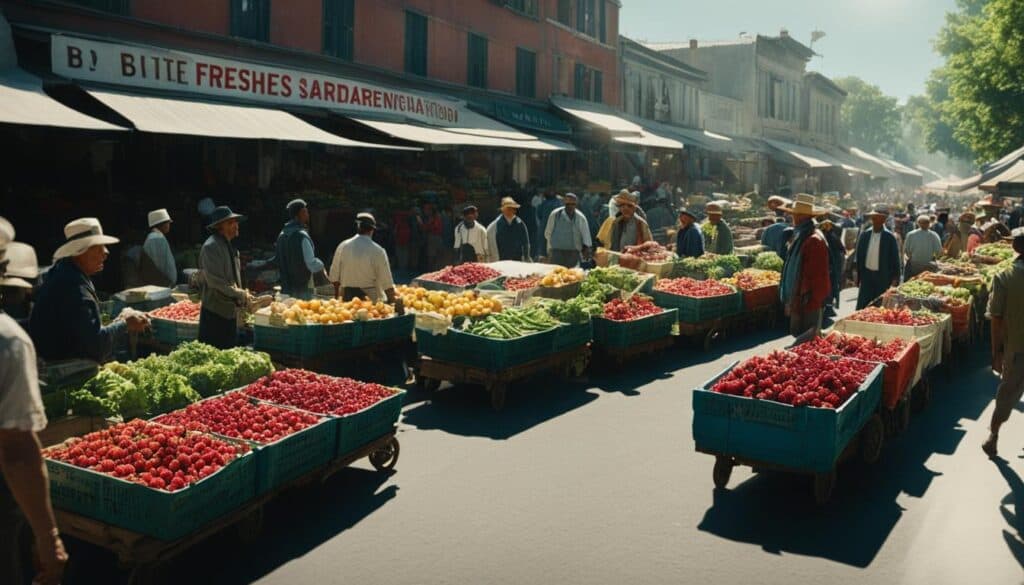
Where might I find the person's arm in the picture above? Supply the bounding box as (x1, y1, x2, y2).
(328, 244, 343, 284)
(486, 222, 499, 262)
(300, 235, 326, 274)
(579, 214, 593, 249)
(521, 222, 531, 261)
(988, 275, 1007, 372)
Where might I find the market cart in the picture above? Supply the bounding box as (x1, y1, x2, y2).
(590, 308, 679, 366)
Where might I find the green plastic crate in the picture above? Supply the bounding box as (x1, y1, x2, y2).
(553, 321, 593, 351)
(253, 324, 322, 357)
(250, 407, 335, 494)
(150, 318, 199, 346)
(650, 289, 742, 323)
(360, 314, 415, 345)
(336, 389, 405, 455)
(591, 309, 677, 348)
(46, 444, 256, 540)
(320, 322, 363, 351)
(417, 326, 559, 370)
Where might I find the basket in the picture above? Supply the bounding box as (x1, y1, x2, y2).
(335, 389, 405, 456)
(249, 407, 335, 494)
(591, 309, 677, 348)
(150, 317, 200, 346)
(417, 326, 559, 371)
(650, 289, 742, 323)
(741, 285, 780, 311)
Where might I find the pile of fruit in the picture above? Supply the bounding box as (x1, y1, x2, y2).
(465, 306, 561, 339)
(538, 296, 605, 324)
(268, 297, 395, 325)
(504, 276, 541, 291)
(898, 280, 936, 298)
(44, 419, 249, 492)
(538, 266, 584, 287)
(622, 241, 674, 263)
(603, 296, 663, 322)
(150, 300, 201, 323)
(419, 263, 501, 287)
(154, 392, 322, 444)
(847, 307, 942, 326)
(753, 251, 785, 272)
(397, 286, 503, 318)
(936, 257, 978, 276)
(975, 243, 1015, 262)
(720, 269, 781, 291)
(792, 333, 910, 363)
(242, 369, 399, 416)
(654, 277, 736, 298)
(711, 350, 876, 408)
(675, 254, 743, 279)
(935, 285, 972, 305)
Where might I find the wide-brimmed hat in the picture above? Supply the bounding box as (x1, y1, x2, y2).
(767, 195, 790, 207)
(500, 197, 520, 210)
(614, 190, 638, 207)
(147, 208, 172, 229)
(777, 194, 828, 216)
(959, 211, 976, 223)
(0, 242, 38, 289)
(705, 202, 724, 216)
(864, 206, 889, 219)
(206, 206, 246, 230)
(1004, 226, 1024, 241)
(356, 212, 377, 228)
(53, 218, 120, 260)
(678, 208, 698, 220)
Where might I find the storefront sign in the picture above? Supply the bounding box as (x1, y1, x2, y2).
(51, 35, 461, 126)
(494, 103, 570, 136)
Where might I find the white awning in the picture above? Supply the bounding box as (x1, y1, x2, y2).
(86, 89, 414, 149)
(847, 147, 895, 178)
(880, 157, 923, 178)
(981, 159, 1024, 192)
(0, 68, 124, 130)
(766, 139, 869, 175)
(551, 96, 683, 150)
(350, 116, 575, 151)
(612, 132, 685, 149)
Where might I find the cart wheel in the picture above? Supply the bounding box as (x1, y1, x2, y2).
(703, 329, 721, 352)
(234, 504, 265, 543)
(911, 379, 931, 413)
(860, 414, 885, 464)
(369, 437, 400, 472)
(813, 471, 836, 505)
(488, 382, 508, 411)
(712, 456, 734, 489)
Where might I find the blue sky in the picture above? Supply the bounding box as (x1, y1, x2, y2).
(619, 0, 957, 103)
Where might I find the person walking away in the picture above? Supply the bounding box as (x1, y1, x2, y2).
(487, 198, 531, 262)
(819, 218, 846, 315)
(944, 211, 975, 257)
(982, 227, 1024, 457)
(453, 205, 488, 263)
(138, 208, 176, 288)
(30, 218, 149, 363)
(535, 191, 561, 261)
(933, 208, 950, 243)
(674, 208, 704, 258)
(597, 191, 653, 252)
(855, 207, 902, 310)
(778, 195, 831, 337)
(329, 213, 398, 303)
(197, 206, 250, 349)
(275, 199, 328, 300)
(544, 193, 592, 268)
(0, 218, 68, 585)
(760, 217, 789, 258)
(702, 203, 734, 255)
(904, 215, 943, 279)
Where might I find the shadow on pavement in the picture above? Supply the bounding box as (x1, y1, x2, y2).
(698, 342, 996, 568)
(994, 458, 1024, 567)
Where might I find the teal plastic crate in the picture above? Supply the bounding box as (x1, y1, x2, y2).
(691, 361, 883, 473)
(250, 406, 336, 494)
(411, 277, 476, 294)
(150, 317, 199, 346)
(46, 444, 256, 540)
(417, 326, 559, 371)
(650, 289, 742, 323)
(336, 389, 405, 455)
(320, 322, 363, 351)
(553, 321, 593, 351)
(591, 309, 678, 349)
(360, 314, 415, 345)
(253, 324, 322, 357)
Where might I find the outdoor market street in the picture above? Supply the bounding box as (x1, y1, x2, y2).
(65, 289, 1024, 585)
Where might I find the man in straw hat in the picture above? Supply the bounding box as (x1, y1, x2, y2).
(487, 197, 531, 262)
(196, 206, 250, 348)
(778, 195, 831, 336)
(855, 207, 902, 310)
(0, 242, 39, 322)
(674, 207, 705, 259)
(767, 195, 791, 219)
(597, 190, 653, 252)
(138, 208, 177, 288)
(702, 202, 734, 255)
(0, 217, 68, 585)
(30, 218, 149, 362)
(275, 199, 328, 300)
(903, 215, 943, 279)
(982, 226, 1024, 457)
(944, 211, 975, 257)
(329, 212, 398, 303)
(544, 193, 592, 267)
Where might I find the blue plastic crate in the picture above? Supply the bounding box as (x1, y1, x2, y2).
(591, 309, 677, 349)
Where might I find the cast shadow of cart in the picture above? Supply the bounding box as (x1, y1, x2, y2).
(994, 458, 1024, 567)
(697, 344, 996, 568)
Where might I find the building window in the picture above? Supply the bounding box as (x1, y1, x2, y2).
(231, 0, 270, 42)
(598, 0, 606, 43)
(573, 64, 602, 103)
(65, 0, 128, 14)
(404, 11, 428, 76)
(515, 48, 536, 98)
(593, 70, 603, 103)
(505, 0, 539, 17)
(557, 0, 572, 26)
(576, 0, 597, 37)
(323, 0, 355, 60)
(467, 33, 488, 89)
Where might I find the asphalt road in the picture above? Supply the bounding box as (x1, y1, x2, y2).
(69, 289, 1024, 584)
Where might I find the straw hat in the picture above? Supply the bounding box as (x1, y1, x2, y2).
(500, 197, 520, 210)
(614, 189, 637, 206)
(777, 194, 827, 216)
(1, 242, 38, 289)
(53, 218, 120, 260)
(206, 206, 246, 230)
(705, 202, 724, 216)
(959, 211, 976, 224)
(864, 206, 890, 219)
(147, 208, 172, 229)
(767, 195, 790, 207)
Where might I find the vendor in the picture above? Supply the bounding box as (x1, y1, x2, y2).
(197, 206, 250, 349)
(138, 208, 176, 288)
(779, 195, 831, 337)
(487, 197, 532, 262)
(903, 215, 943, 279)
(329, 213, 398, 303)
(767, 195, 790, 218)
(674, 208, 704, 258)
(30, 218, 149, 363)
(453, 205, 489, 263)
(0, 242, 39, 323)
(543, 193, 592, 268)
(597, 191, 653, 252)
(702, 203, 734, 255)
(275, 199, 328, 300)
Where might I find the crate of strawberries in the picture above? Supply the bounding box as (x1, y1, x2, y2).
(591, 296, 677, 348)
(651, 278, 742, 323)
(414, 263, 502, 293)
(149, 300, 201, 345)
(834, 307, 950, 373)
(43, 419, 256, 540)
(692, 350, 883, 473)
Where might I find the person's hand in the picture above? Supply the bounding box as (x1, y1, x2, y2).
(124, 312, 150, 334)
(33, 529, 68, 585)
(993, 349, 1004, 374)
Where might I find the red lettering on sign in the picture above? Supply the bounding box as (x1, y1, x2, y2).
(237, 68, 250, 92)
(382, 92, 394, 110)
(281, 75, 293, 97)
(195, 63, 208, 85)
(337, 83, 349, 102)
(224, 67, 237, 90)
(208, 64, 224, 88)
(264, 72, 276, 96)
(323, 81, 336, 102)
(309, 79, 322, 99)
(349, 86, 362, 105)
(298, 78, 308, 98)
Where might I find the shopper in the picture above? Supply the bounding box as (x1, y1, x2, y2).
(702, 203, 734, 255)
(944, 211, 975, 257)
(535, 191, 561, 260)
(0, 242, 39, 324)
(933, 208, 951, 243)
(597, 191, 653, 252)
(778, 195, 831, 337)
(760, 216, 789, 258)
(275, 199, 328, 300)
(855, 207, 902, 310)
(197, 206, 249, 349)
(544, 193, 592, 268)
(30, 218, 149, 362)
(453, 205, 488, 263)
(644, 193, 675, 234)
(674, 208, 705, 259)
(903, 215, 943, 279)
(982, 227, 1024, 457)
(0, 218, 67, 585)
(329, 212, 398, 303)
(767, 195, 790, 219)
(487, 197, 531, 262)
(138, 208, 176, 288)
(819, 218, 845, 314)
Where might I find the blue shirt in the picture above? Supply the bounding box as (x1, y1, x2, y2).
(761, 222, 789, 257)
(675, 223, 705, 258)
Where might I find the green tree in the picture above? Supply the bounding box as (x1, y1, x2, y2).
(833, 76, 901, 154)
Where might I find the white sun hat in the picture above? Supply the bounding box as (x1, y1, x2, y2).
(147, 208, 172, 228)
(53, 217, 119, 260)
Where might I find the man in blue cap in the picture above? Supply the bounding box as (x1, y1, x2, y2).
(275, 199, 327, 299)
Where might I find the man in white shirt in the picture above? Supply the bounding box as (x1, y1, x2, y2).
(903, 215, 943, 278)
(329, 213, 397, 303)
(453, 205, 488, 263)
(139, 208, 177, 287)
(544, 193, 592, 267)
(855, 208, 902, 309)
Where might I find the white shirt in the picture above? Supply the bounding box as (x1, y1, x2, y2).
(0, 313, 46, 432)
(328, 235, 395, 302)
(544, 207, 593, 253)
(865, 230, 882, 271)
(453, 221, 489, 258)
(143, 230, 177, 284)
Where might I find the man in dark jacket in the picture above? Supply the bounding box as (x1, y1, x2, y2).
(819, 218, 846, 314)
(855, 208, 902, 309)
(198, 207, 250, 349)
(275, 199, 327, 299)
(674, 208, 704, 258)
(760, 217, 789, 258)
(486, 197, 532, 261)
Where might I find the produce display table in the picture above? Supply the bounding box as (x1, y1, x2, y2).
(56, 431, 400, 585)
(832, 315, 952, 380)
